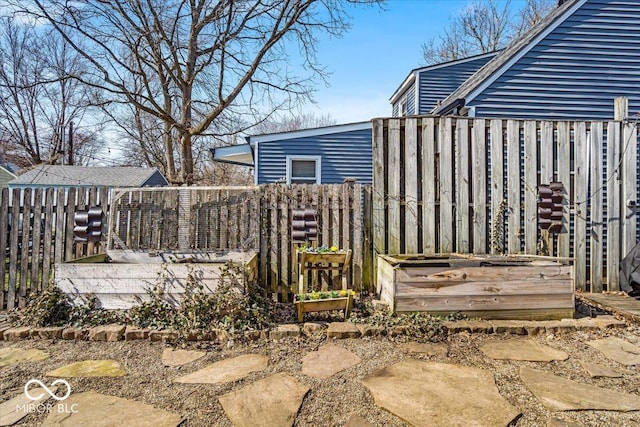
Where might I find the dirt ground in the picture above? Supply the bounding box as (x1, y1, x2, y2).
(2, 318, 640, 427)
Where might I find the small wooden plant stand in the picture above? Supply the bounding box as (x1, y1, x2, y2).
(295, 249, 353, 322)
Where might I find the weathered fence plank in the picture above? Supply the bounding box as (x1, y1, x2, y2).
(506, 120, 521, 254)
(0, 188, 8, 308)
(388, 119, 401, 254)
(523, 120, 538, 254)
(606, 121, 621, 291)
(622, 122, 637, 258)
(490, 119, 504, 255)
(590, 122, 604, 292)
(439, 117, 454, 252)
(574, 122, 589, 291)
(456, 118, 470, 253)
(422, 118, 436, 253)
(404, 118, 419, 254)
(472, 118, 487, 254)
(557, 121, 571, 258)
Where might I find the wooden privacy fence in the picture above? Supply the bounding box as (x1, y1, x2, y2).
(106, 183, 367, 299)
(2, 183, 367, 308)
(372, 116, 640, 292)
(0, 187, 109, 309)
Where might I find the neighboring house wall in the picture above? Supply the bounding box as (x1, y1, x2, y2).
(0, 166, 16, 188)
(391, 52, 499, 117)
(418, 54, 496, 114)
(142, 171, 171, 187)
(467, 0, 640, 119)
(256, 127, 372, 184)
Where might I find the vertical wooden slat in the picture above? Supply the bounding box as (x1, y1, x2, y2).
(472, 118, 487, 254)
(342, 184, 352, 288)
(606, 121, 621, 291)
(64, 187, 77, 261)
(590, 122, 604, 292)
(30, 188, 43, 294)
(574, 122, 589, 291)
(523, 120, 538, 254)
(8, 188, 21, 309)
(490, 119, 504, 254)
(332, 185, 341, 249)
(540, 121, 554, 254)
(75, 187, 87, 258)
(41, 188, 54, 291)
(372, 119, 386, 262)
(0, 188, 8, 308)
(87, 187, 98, 255)
(18, 188, 32, 307)
(279, 186, 289, 295)
(455, 118, 470, 253)
(404, 118, 418, 253)
(622, 122, 637, 258)
(422, 118, 436, 253)
(54, 188, 65, 263)
(320, 186, 330, 290)
(557, 122, 571, 257)
(259, 187, 268, 294)
(362, 185, 373, 290)
(387, 119, 401, 254)
(506, 120, 521, 254)
(439, 117, 454, 253)
(269, 185, 279, 296)
(353, 183, 363, 291)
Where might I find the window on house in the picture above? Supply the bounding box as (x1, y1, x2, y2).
(287, 156, 321, 184)
(400, 98, 407, 116)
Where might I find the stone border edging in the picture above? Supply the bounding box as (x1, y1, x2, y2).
(0, 315, 626, 343)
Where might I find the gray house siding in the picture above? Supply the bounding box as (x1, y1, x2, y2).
(418, 53, 497, 114)
(392, 81, 416, 117)
(468, 0, 640, 120)
(257, 128, 372, 184)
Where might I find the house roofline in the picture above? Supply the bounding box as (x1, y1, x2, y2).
(389, 51, 501, 104)
(246, 121, 370, 144)
(433, 0, 584, 115)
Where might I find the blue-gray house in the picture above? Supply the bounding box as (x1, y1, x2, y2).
(212, 0, 640, 183)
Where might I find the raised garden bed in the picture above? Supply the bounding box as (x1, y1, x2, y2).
(55, 250, 258, 309)
(377, 254, 574, 320)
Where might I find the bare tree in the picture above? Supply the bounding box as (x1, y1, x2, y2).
(252, 112, 337, 134)
(421, 0, 555, 65)
(16, 0, 380, 185)
(0, 17, 102, 168)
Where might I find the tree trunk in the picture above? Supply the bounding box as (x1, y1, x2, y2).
(179, 130, 194, 186)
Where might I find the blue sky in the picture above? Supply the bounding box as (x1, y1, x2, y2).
(304, 0, 526, 122)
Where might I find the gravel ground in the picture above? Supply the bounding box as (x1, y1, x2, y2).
(1, 318, 640, 427)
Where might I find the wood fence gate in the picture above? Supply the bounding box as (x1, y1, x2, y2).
(372, 116, 639, 292)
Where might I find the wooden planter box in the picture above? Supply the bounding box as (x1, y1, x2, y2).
(55, 250, 258, 309)
(295, 294, 354, 322)
(377, 254, 574, 320)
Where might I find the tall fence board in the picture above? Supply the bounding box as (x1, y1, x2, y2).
(372, 116, 640, 292)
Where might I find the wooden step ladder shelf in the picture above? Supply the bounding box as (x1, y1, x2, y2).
(295, 249, 353, 322)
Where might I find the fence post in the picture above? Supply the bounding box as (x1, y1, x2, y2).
(178, 188, 191, 250)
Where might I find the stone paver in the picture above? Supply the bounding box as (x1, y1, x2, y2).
(547, 418, 584, 427)
(362, 360, 520, 427)
(302, 322, 327, 335)
(326, 322, 361, 339)
(174, 354, 268, 384)
(125, 327, 149, 341)
(41, 390, 182, 426)
(587, 337, 640, 366)
(30, 327, 63, 339)
(520, 366, 640, 411)
(0, 387, 56, 426)
(149, 330, 178, 342)
(89, 324, 125, 342)
(3, 327, 31, 340)
(301, 344, 361, 379)
(344, 414, 373, 427)
(402, 342, 448, 358)
(162, 348, 206, 367)
(0, 347, 49, 367)
(46, 360, 127, 377)
(269, 324, 300, 340)
(480, 339, 569, 362)
(356, 324, 385, 337)
(579, 360, 624, 378)
(219, 373, 309, 427)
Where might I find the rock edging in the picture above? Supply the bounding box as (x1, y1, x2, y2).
(0, 315, 627, 343)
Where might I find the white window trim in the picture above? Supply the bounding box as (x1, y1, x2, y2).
(400, 98, 408, 116)
(286, 155, 321, 184)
